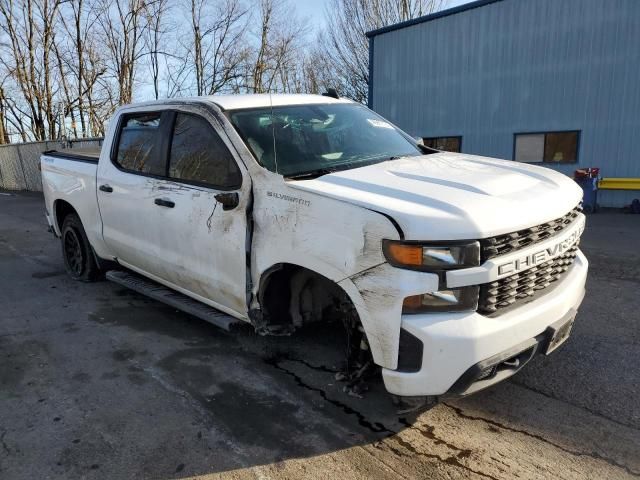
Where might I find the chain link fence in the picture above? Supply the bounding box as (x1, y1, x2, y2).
(0, 138, 103, 192)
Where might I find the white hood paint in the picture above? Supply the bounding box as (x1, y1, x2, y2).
(289, 152, 583, 240)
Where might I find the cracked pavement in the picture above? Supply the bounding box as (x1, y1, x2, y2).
(1, 191, 639, 479)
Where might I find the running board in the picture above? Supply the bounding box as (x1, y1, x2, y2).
(106, 270, 245, 332)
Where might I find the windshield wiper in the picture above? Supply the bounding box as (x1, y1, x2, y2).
(384, 153, 421, 162)
(286, 168, 338, 180)
(286, 155, 413, 180)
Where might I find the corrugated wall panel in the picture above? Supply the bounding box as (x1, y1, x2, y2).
(372, 0, 640, 207)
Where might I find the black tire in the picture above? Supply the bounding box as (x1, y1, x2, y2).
(60, 213, 100, 282)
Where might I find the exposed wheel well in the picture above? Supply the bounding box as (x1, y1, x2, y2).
(54, 200, 79, 232)
(257, 264, 376, 390)
(257, 263, 357, 332)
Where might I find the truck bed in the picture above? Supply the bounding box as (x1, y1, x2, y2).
(43, 147, 101, 163)
(40, 150, 101, 249)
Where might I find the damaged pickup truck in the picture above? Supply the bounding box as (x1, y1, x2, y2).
(41, 94, 587, 408)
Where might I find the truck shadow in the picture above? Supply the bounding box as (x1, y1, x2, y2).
(82, 289, 640, 478)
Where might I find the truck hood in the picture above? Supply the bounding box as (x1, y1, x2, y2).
(288, 152, 583, 240)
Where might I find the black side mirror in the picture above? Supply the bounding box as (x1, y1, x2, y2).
(322, 88, 339, 99)
(214, 192, 239, 211)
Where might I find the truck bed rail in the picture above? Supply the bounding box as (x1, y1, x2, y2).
(43, 149, 100, 163)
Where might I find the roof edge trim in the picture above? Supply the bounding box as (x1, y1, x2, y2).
(366, 0, 505, 38)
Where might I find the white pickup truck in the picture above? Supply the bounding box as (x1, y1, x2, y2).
(41, 94, 587, 408)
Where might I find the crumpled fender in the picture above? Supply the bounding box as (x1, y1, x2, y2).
(341, 264, 439, 370)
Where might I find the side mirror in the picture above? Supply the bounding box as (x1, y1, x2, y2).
(214, 192, 239, 211)
(415, 137, 425, 146)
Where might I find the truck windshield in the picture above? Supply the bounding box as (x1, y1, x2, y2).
(228, 103, 421, 178)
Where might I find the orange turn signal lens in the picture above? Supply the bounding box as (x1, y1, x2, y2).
(402, 295, 424, 312)
(384, 243, 423, 267)
(403, 287, 480, 314)
(383, 239, 480, 271)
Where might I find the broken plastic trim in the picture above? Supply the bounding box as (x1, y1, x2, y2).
(396, 329, 423, 373)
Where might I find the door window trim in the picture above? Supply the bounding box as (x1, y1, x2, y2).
(109, 110, 171, 181)
(109, 107, 243, 192)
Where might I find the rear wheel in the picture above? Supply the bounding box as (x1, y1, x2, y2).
(61, 213, 100, 282)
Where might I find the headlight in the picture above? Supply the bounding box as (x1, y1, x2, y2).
(403, 286, 480, 313)
(383, 240, 480, 271)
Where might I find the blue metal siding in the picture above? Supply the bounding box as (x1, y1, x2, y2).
(371, 0, 640, 207)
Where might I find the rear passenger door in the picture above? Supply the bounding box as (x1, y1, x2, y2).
(98, 110, 171, 277)
(98, 106, 250, 318)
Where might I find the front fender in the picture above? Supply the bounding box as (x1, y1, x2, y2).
(248, 169, 439, 369)
(343, 264, 438, 369)
(249, 169, 401, 302)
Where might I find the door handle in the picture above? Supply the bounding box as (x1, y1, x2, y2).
(99, 184, 113, 193)
(214, 192, 239, 211)
(154, 198, 175, 208)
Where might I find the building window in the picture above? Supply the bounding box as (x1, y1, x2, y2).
(423, 136, 462, 153)
(514, 131, 579, 163)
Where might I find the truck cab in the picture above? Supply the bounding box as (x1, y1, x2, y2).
(41, 94, 587, 407)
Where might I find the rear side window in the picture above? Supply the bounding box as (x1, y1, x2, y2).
(168, 113, 241, 189)
(115, 113, 164, 175)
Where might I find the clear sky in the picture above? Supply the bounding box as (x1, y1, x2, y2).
(296, 0, 473, 31)
(296, 0, 330, 24)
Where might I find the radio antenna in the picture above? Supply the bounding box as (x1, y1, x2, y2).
(269, 91, 278, 174)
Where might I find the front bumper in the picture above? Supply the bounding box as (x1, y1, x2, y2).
(381, 249, 588, 397)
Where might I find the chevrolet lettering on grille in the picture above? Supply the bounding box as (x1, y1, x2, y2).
(497, 222, 585, 277)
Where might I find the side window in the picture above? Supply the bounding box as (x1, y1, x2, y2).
(115, 113, 165, 175)
(169, 113, 242, 189)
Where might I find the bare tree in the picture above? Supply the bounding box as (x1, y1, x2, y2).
(59, 0, 91, 137)
(53, 40, 77, 138)
(321, 0, 447, 103)
(0, 0, 350, 142)
(0, 0, 66, 140)
(142, 0, 171, 99)
(0, 0, 134, 141)
(97, 0, 149, 106)
(0, 79, 30, 142)
(70, 0, 88, 136)
(82, 40, 111, 136)
(186, 0, 249, 96)
(0, 84, 9, 144)
(247, 0, 306, 94)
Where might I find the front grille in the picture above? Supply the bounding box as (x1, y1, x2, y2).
(480, 206, 583, 262)
(478, 245, 579, 316)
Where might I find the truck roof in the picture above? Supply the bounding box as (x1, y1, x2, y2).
(210, 94, 353, 110)
(120, 94, 354, 112)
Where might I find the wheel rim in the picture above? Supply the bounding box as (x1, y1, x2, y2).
(63, 229, 84, 276)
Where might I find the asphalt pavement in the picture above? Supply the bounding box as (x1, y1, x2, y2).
(1, 191, 639, 479)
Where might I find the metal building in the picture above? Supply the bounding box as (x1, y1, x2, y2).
(368, 0, 640, 207)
